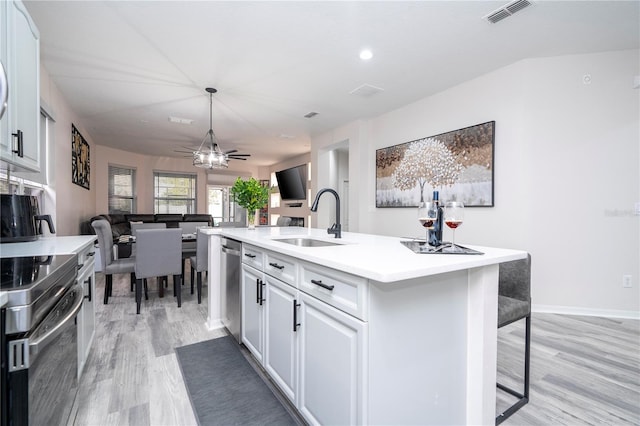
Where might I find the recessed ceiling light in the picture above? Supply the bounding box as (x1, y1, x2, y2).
(359, 49, 373, 60)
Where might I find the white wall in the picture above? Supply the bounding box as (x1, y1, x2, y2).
(40, 66, 96, 236)
(94, 144, 259, 214)
(39, 65, 261, 233)
(311, 49, 640, 317)
(268, 153, 311, 225)
(311, 120, 367, 231)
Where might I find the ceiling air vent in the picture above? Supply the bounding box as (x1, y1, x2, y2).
(485, 0, 531, 24)
(168, 116, 194, 125)
(350, 83, 384, 97)
(304, 112, 318, 118)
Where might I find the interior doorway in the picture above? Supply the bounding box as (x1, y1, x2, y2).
(316, 139, 349, 231)
(207, 186, 236, 225)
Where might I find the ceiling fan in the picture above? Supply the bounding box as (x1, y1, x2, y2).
(174, 87, 251, 168)
(174, 146, 251, 161)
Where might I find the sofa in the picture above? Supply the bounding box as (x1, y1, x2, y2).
(82, 213, 214, 242)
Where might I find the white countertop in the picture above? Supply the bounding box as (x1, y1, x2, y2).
(202, 227, 527, 283)
(0, 235, 96, 258)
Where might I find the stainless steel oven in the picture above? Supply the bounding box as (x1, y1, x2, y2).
(1, 254, 81, 426)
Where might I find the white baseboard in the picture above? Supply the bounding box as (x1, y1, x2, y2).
(206, 318, 225, 330)
(533, 304, 640, 320)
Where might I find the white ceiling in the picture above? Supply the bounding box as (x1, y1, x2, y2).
(24, 1, 640, 167)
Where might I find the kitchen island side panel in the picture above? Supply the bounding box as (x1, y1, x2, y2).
(466, 264, 499, 425)
(367, 270, 469, 425)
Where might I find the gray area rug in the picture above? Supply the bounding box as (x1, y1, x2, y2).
(175, 336, 297, 426)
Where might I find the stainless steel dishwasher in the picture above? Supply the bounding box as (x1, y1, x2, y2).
(221, 237, 242, 343)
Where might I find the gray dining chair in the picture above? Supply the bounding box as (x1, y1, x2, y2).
(276, 216, 292, 226)
(496, 253, 531, 425)
(91, 219, 136, 304)
(134, 228, 183, 314)
(178, 221, 209, 235)
(129, 222, 166, 263)
(189, 228, 210, 304)
(131, 222, 166, 236)
(179, 221, 208, 281)
(217, 221, 244, 228)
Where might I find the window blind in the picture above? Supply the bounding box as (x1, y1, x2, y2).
(108, 165, 136, 214)
(153, 171, 196, 214)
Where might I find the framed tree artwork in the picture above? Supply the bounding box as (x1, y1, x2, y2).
(375, 121, 495, 207)
(71, 124, 90, 189)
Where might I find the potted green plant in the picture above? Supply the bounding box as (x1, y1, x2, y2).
(230, 177, 269, 229)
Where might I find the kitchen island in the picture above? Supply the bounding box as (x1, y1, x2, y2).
(201, 226, 527, 425)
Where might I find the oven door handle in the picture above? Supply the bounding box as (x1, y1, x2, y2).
(29, 284, 84, 360)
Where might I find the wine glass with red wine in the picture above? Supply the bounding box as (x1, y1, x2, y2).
(444, 201, 464, 252)
(417, 200, 438, 241)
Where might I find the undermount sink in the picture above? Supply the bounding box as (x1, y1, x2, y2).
(273, 237, 345, 247)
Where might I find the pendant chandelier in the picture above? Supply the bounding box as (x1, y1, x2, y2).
(193, 87, 228, 169)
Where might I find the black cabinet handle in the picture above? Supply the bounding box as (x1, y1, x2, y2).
(77, 263, 84, 271)
(87, 252, 95, 257)
(293, 299, 301, 332)
(311, 279, 334, 291)
(269, 262, 284, 270)
(11, 130, 23, 157)
(259, 280, 266, 306)
(244, 253, 256, 259)
(84, 276, 92, 302)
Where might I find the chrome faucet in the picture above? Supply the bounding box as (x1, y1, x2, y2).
(310, 188, 341, 238)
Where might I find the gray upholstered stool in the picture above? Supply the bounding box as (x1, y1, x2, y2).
(496, 253, 531, 425)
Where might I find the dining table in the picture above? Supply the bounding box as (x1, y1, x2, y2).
(116, 232, 198, 297)
(117, 233, 197, 245)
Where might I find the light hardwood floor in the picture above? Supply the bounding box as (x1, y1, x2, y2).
(74, 271, 640, 425)
(72, 271, 227, 426)
(497, 313, 640, 425)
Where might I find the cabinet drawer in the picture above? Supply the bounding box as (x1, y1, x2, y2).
(242, 244, 264, 270)
(264, 251, 297, 286)
(77, 243, 96, 277)
(299, 261, 368, 321)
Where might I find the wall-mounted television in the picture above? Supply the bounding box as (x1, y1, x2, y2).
(275, 164, 307, 200)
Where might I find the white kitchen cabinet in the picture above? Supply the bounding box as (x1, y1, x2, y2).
(242, 244, 264, 270)
(264, 276, 298, 404)
(264, 251, 297, 286)
(299, 260, 368, 321)
(76, 243, 96, 377)
(241, 263, 265, 363)
(240, 243, 366, 425)
(0, 0, 40, 172)
(298, 292, 366, 426)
